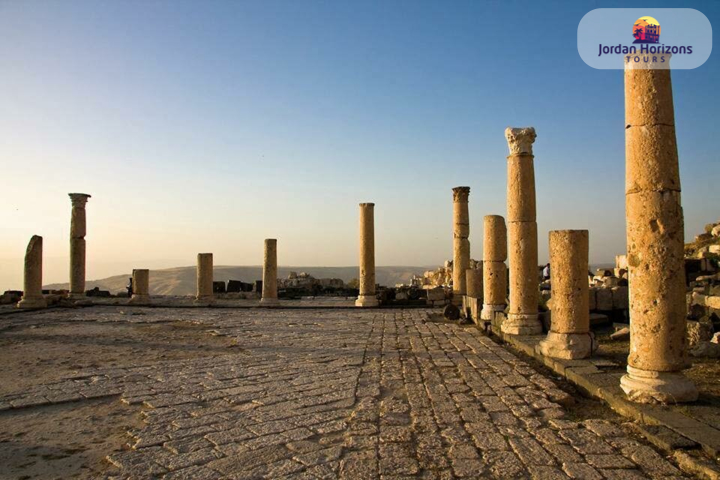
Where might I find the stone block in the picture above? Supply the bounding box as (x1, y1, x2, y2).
(611, 287, 629, 310)
(595, 288, 612, 311)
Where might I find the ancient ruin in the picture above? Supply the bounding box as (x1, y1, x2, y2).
(3, 12, 719, 478)
(481, 215, 508, 323)
(620, 55, 698, 403)
(68, 193, 90, 300)
(356, 203, 378, 307)
(17, 235, 46, 309)
(261, 239, 279, 306)
(502, 128, 542, 335)
(539, 230, 594, 359)
(451, 187, 470, 304)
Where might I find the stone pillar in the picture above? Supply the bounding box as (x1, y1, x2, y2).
(18, 235, 47, 309)
(620, 56, 697, 403)
(482, 215, 508, 321)
(464, 267, 483, 321)
(356, 203, 379, 307)
(502, 128, 542, 335)
(69, 193, 91, 298)
(539, 230, 594, 359)
(261, 239, 279, 306)
(195, 253, 214, 305)
(129, 269, 150, 305)
(452, 187, 471, 304)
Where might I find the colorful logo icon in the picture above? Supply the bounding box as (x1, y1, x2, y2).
(633, 16, 661, 44)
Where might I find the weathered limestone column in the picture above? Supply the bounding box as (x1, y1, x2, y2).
(195, 253, 214, 305)
(620, 55, 698, 403)
(502, 128, 542, 335)
(261, 239, 279, 306)
(452, 187, 471, 304)
(18, 235, 47, 309)
(465, 267, 483, 321)
(69, 193, 91, 298)
(356, 203, 379, 307)
(129, 269, 150, 305)
(539, 230, 594, 359)
(482, 215, 508, 321)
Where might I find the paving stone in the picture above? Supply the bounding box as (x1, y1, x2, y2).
(2, 306, 695, 480)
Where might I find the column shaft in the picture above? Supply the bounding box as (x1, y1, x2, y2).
(129, 269, 150, 305)
(482, 215, 508, 321)
(452, 187, 470, 301)
(196, 253, 214, 304)
(539, 230, 593, 359)
(356, 203, 378, 307)
(69, 193, 91, 298)
(261, 239, 279, 305)
(18, 235, 46, 309)
(620, 54, 697, 404)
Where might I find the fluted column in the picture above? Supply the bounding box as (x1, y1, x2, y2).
(482, 215, 507, 321)
(17, 235, 47, 309)
(69, 193, 91, 299)
(502, 128, 541, 335)
(261, 239, 279, 306)
(129, 269, 150, 305)
(539, 230, 594, 359)
(195, 253, 214, 305)
(620, 55, 697, 403)
(356, 203, 378, 307)
(452, 187, 471, 304)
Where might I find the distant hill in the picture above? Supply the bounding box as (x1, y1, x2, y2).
(44, 266, 431, 296)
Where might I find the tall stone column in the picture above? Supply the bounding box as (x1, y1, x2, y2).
(195, 253, 214, 305)
(129, 269, 150, 305)
(452, 187, 471, 304)
(482, 215, 507, 321)
(502, 128, 542, 335)
(356, 203, 378, 307)
(620, 56, 697, 403)
(261, 239, 279, 306)
(18, 235, 47, 309)
(69, 193, 91, 299)
(539, 230, 594, 359)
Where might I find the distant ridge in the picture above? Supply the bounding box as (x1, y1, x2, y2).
(44, 265, 431, 296)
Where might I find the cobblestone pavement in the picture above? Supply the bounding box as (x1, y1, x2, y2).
(0, 307, 689, 479)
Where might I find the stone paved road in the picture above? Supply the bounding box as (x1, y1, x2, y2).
(0, 307, 688, 479)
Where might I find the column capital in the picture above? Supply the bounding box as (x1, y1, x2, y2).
(452, 186, 470, 202)
(505, 127, 536, 155)
(359, 202, 375, 208)
(69, 193, 91, 207)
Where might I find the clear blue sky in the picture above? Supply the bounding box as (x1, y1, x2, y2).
(0, 0, 718, 289)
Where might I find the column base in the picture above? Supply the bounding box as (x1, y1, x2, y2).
(194, 296, 214, 306)
(260, 298, 279, 307)
(620, 365, 698, 404)
(481, 304, 505, 321)
(17, 296, 47, 309)
(501, 313, 542, 335)
(129, 294, 151, 305)
(355, 295, 379, 308)
(539, 331, 596, 360)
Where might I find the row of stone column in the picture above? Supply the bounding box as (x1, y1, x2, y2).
(484, 56, 696, 404)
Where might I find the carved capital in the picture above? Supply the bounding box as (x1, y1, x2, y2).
(452, 187, 470, 203)
(505, 127, 536, 155)
(69, 193, 91, 208)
